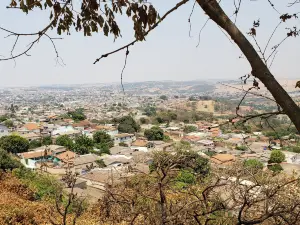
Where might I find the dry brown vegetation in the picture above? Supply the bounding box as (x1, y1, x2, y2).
(0, 173, 99, 225)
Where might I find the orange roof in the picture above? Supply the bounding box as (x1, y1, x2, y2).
(47, 115, 57, 119)
(56, 151, 77, 162)
(20, 149, 51, 159)
(23, 123, 39, 131)
(183, 135, 201, 142)
(132, 140, 148, 147)
(72, 120, 90, 127)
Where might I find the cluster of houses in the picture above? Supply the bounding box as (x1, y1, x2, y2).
(1, 111, 300, 200)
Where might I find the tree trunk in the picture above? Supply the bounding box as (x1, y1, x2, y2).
(196, 0, 300, 133)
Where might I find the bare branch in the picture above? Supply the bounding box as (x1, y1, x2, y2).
(263, 22, 282, 55)
(188, 1, 197, 37)
(93, 0, 190, 64)
(0, 0, 71, 62)
(120, 47, 129, 94)
(196, 18, 210, 47)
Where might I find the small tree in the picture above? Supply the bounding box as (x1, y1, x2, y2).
(4, 120, 13, 128)
(0, 148, 22, 171)
(268, 164, 284, 173)
(95, 159, 106, 168)
(42, 136, 52, 146)
(144, 126, 164, 141)
(269, 150, 285, 164)
(117, 116, 140, 133)
(243, 159, 263, 170)
(29, 139, 42, 149)
(140, 117, 149, 124)
(183, 125, 198, 133)
(0, 135, 29, 154)
(55, 135, 74, 150)
(66, 108, 86, 121)
(93, 131, 114, 148)
(159, 95, 168, 101)
(72, 135, 94, 155)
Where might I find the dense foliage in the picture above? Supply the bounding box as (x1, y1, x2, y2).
(73, 135, 94, 155)
(66, 108, 86, 121)
(116, 116, 140, 133)
(4, 120, 13, 128)
(29, 139, 42, 149)
(159, 95, 168, 101)
(42, 136, 52, 145)
(243, 159, 264, 170)
(143, 105, 156, 117)
(13, 167, 61, 200)
(93, 131, 113, 148)
(144, 126, 164, 141)
(55, 134, 74, 149)
(0, 135, 29, 154)
(269, 150, 285, 164)
(0, 149, 22, 171)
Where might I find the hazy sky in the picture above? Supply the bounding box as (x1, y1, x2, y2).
(0, 0, 299, 87)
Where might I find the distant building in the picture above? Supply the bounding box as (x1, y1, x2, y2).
(114, 133, 136, 146)
(197, 140, 215, 149)
(95, 125, 118, 137)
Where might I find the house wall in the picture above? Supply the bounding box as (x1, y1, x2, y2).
(130, 146, 148, 152)
(20, 158, 37, 169)
(106, 129, 118, 137)
(114, 136, 136, 146)
(52, 125, 75, 136)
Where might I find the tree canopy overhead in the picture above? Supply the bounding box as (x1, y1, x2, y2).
(1, 0, 300, 132)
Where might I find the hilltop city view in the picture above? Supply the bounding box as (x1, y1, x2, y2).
(1, 0, 300, 224)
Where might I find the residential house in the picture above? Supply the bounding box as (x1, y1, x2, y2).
(224, 138, 244, 149)
(130, 140, 149, 152)
(18, 145, 67, 169)
(114, 133, 136, 146)
(21, 133, 41, 142)
(52, 125, 76, 136)
(72, 120, 91, 130)
(18, 122, 40, 134)
(102, 155, 132, 167)
(197, 140, 215, 149)
(95, 125, 119, 137)
(73, 154, 102, 173)
(110, 146, 132, 155)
